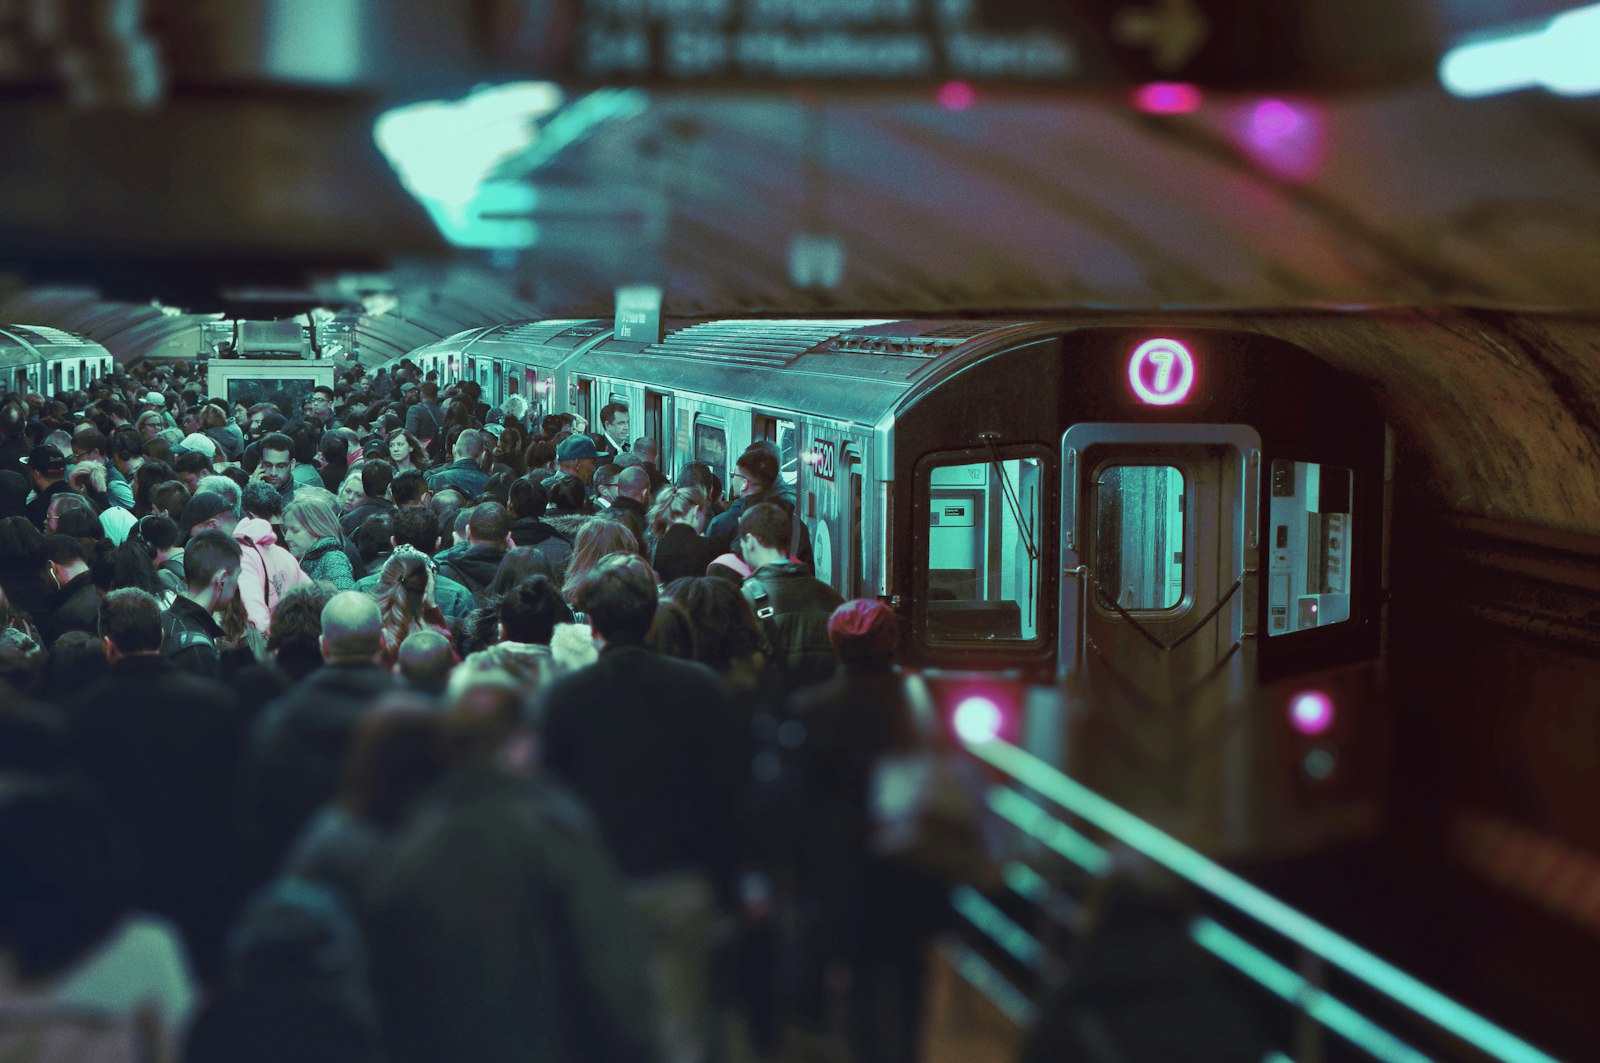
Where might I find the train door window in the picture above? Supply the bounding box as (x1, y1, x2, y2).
(506, 371, 521, 399)
(1267, 460, 1354, 635)
(754, 414, 800, 489)
(13, 368, 25, 394)
(694, 416, 728, 489)
(1093, 465, 1186, 611)
(924, 454, 1044, 642)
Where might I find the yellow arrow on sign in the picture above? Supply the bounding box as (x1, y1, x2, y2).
(1113, 0, 1210, 73)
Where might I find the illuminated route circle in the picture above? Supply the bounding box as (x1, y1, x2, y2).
(1127, 337, 1196, 405)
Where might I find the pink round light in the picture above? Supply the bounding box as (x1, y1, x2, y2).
(1134, 82, 1202, 115)
(1289, 690, 1336, 737)
(938, 81, 976, 111)
(1127, 338, 1195, 405)
(953, 695, 1003, 744)
(1236, 98, 1325, 182)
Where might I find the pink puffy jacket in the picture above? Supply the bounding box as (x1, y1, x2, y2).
(233, 518, 310, 633)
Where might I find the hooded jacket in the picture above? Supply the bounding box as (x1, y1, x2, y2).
(235, 517, 311, 634)
(436, 542, 506, 600)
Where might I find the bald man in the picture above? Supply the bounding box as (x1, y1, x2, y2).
(320, 590, 384, 664)
(609, 465, 652, 520)
(397, 629, 454, 696)
(243, 590, 400, 883)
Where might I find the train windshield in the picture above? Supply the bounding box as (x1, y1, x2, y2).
(925, 456, 1043, 642)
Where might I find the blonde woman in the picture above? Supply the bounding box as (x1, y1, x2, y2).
(647, 486, 714, 585)
(373, 545, 455, 669)
(560, 519, 642, 605)
(282, 492, 356, 589)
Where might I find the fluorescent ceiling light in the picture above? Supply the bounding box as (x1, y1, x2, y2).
(1440, 3, 1600, 97)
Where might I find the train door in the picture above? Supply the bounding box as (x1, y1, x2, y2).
(644, 390, 672, 472)
(1060, 423, 1261, 850)
(573, 377, 594, 427)
(843, 443, 865, 598)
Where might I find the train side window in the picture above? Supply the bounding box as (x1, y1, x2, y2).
(1093, 465, 1186, 611)
(925, 456, 1043, 642)
(694, 417, 727, 488)
(1267, 460, 1354, 636)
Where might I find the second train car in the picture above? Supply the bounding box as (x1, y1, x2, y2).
(398, 317, 1390, 856)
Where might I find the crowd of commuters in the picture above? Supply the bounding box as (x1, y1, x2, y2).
(0, 359, 959, 1063)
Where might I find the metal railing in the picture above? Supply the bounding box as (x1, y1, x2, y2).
(947, 738, 1563, 1063)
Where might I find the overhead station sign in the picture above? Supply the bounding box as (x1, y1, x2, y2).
(569, 0, 1183, 85)
(550, 0, 1431, 90)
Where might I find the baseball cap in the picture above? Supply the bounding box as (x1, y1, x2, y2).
(142, 391, 165, 407)
(26, 445, 66, 476)
(179, 490, 233, 533)
(827, 599, 900, 661)
(555, 434, 598, 462)
(177, 432, 216, 455)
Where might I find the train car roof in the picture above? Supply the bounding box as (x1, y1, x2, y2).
(574, 318, 1054, 426)
(408, 319, 611, 368)
(0, 323, 112, 365)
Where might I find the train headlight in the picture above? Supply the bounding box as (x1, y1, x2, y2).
(1288, 689, 1336, 737)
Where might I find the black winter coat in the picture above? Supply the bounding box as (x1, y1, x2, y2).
(69, 656, 245, 977)
(537, 642, 745, 888)
(363, 767, 657, 1063)
(652, 522, 715, 584)
(241, 663, 400, 885)
(41, 571, 100, 646)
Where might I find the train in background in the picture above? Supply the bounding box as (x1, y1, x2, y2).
(0, 324, 115, 398)
(396, 316, 1392, 859)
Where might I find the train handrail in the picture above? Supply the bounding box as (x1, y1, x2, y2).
(961, 738, 1561, 1063)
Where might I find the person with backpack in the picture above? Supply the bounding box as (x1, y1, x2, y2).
(162, 528, 241, 680)
(738, 502, 841, 690)
(405, 382, 445, 461)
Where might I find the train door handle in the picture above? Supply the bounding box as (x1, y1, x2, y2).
(1063, 564, 1089, 670)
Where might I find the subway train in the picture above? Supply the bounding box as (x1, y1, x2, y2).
(399, 316, 1390, 858)
(0, 323, 115, 399)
